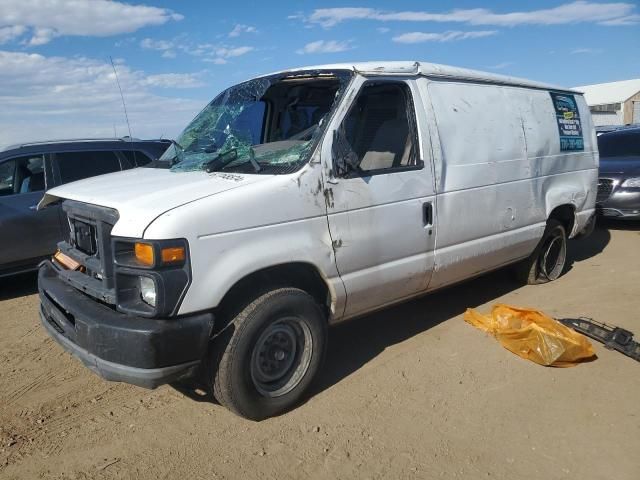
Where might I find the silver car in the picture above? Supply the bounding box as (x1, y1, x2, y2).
(596, 127, 640, 219)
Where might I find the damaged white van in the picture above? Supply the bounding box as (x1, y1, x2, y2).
(38, 61, 597, 419)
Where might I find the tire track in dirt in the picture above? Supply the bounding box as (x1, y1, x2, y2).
(2, 370, 60, 407)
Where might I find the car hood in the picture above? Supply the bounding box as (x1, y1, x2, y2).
(39, 167, 270, 238)
(599, 156, 640, 176)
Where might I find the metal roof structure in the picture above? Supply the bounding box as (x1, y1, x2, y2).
(266, 61, 577, 94)
(574, 79, 640, 106)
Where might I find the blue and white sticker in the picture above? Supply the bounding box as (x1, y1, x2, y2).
(550, 92, 584, 151)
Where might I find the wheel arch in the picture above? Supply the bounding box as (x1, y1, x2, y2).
(547, 203, 576, 236)
(213, 262, 334, 332)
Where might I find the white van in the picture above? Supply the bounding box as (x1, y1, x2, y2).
(38, 61, 597, 419)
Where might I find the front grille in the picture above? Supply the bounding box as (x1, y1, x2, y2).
(70, 219, 98, 255)
(596, 178, 614, 203)
(57, 200, 119, 302)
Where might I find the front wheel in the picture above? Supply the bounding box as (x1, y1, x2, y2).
(208, 288, 327, 420)
(514, 219, 567, 284)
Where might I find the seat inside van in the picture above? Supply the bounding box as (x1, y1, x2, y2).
(345, 83, 415, 171)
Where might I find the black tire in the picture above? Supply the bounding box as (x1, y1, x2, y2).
(514, 219, 567, 285)
(208, 288, 327, 420)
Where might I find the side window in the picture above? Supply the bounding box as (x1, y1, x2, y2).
(341, 82, 419, 173)
(0, 160, 15, 196)
(55, 151, 121, 184)
(0, 155, 46, 196)
(120, 150, 153, 167)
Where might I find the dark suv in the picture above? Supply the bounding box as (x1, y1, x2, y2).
(0, 138, 170, 277)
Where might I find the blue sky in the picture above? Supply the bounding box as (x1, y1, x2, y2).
(0, 1, 639, 147)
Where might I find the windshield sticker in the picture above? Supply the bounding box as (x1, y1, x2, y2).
(550, 92, 584, 151)
(210, 172, 245, 182)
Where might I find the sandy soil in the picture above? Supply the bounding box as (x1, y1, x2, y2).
(0, 220, 638, 480)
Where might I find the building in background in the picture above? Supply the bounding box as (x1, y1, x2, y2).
(575, 79, 640, 127)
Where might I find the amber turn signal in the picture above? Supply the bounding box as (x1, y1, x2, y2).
(134, 242, 155, 266)
(161, 247, 185, 264)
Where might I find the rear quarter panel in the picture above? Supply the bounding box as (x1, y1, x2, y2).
(420, 79, 597, 289)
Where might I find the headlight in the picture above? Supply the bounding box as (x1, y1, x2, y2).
(139, 276, 157, 307)
(621, 177, 640, 188)
(113, 238, 191, 318)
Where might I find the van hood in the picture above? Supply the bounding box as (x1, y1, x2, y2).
(39, 167, 269, 238)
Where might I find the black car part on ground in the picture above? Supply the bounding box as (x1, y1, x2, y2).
(558, 317, 640, 362)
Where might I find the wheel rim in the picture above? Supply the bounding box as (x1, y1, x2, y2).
(250, 317, 313, 398)
(539, 228, 566, 280)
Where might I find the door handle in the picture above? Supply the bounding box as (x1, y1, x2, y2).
(422, 202, 433, 227)
(29, 204, 38, 210)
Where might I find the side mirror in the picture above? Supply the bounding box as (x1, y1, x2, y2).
(331, 128, 359, 177)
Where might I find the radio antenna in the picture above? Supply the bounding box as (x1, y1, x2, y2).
(109, 56, 132, 139)
(110, 56, 138, 166)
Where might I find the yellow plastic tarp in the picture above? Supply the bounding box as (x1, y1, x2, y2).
(464, 304, 596, 367)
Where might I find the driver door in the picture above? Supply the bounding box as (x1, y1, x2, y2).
(322, 78, 436, 318)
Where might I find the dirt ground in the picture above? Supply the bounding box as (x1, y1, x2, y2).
(0, 220, 638, 480)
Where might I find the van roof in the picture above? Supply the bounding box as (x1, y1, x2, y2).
(269, 61, 578, 95)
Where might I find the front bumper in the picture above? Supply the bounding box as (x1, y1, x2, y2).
(38, 261, 214, 389)
(597, 187, 640, 219)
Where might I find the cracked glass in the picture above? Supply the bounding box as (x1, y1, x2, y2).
(157, 71, 352, 175)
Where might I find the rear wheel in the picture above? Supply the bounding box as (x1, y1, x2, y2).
(514, 219, 567, 284)
(208, 288, 327, 420)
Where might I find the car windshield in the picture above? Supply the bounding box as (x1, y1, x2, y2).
(598, 131, 640, 158)
(157, 71, 352, 174)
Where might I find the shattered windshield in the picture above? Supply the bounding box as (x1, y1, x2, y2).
(157, 70, 352, 174)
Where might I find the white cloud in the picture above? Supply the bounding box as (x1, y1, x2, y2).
(296, 40, 353, 54)
(393, 30, 497, 43)
(571, 47, 604, 54)
(28, 28, 57, 46)
(307, 8, 377, 28)
(598, 14, 640, 25)
(376, 27, 390, 34)
(140, 37, 254, 64)
(140, 38, 178, 59)
(0, 0, 182, 45)
(140, 38, 174, 51)
(487, 62, 514, 70)
(0, 25, 27, 44)
(229, 24, 257, 37)
(303, 2, 638, 28)
(215, 46, 255, 58)
(0, 50, 206, 148)
(143, 73, 205, 89)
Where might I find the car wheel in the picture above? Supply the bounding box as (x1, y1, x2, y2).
(209, 288, 327, 420)
(514, 219, 567, 285)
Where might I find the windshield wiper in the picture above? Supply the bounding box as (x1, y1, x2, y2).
(248, 147, 262, 173)
(205, 147, 262, 173)
(205, 149, 239, 172)
(167, 139, 185, 166)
